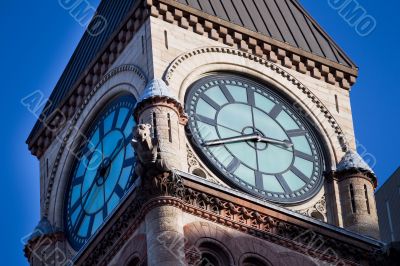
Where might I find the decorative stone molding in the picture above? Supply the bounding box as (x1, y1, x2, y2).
(27, 3, 149, 157)
(150, 0, 357, 90)
(75, 172, 384, 265)
(186, 145, 226, 187)
(296, 196, 327, 222)
(43, 65, 147, 216)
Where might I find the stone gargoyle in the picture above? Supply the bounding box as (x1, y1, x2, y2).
(131, 124, 171, 178)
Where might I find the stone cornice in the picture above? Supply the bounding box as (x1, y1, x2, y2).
(151, 0, 357, 89)
(134, 97, 189, 125)
(73, 172, 384, 266)
(327, 170, 378, 188)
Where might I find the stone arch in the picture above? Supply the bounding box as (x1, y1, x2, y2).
(46, 65, 147, 251)
(164, 46, 349, 166)
(239, 253, 273, 266)
(184, 221, 234, 265)
(185, 221, 316, 265)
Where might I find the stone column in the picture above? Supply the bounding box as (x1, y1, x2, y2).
(145, 205, 186, 266)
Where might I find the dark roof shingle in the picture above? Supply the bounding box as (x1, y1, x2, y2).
(177, 0, 354, 67)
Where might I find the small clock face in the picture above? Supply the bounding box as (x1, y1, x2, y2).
(186, 75, 325, 204)
(65, 95, 137, 250)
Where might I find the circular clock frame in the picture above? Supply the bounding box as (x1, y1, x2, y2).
(64, 94, 137, 251)
(185, 74, 327, 204)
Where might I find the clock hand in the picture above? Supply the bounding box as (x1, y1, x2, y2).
(258, 136, 293, 148)
(203, 133, 293, 148)
(203, 133, 260, 146)
(108, 138, 124, 162)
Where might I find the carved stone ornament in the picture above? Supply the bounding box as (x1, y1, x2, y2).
(131, 123, 171, 177)
(186, 145, 226, 186)
(78, 171, 385, 266)
(296, 196, 327, 221)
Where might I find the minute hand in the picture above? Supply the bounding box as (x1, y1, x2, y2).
(203, 133, 293, 148)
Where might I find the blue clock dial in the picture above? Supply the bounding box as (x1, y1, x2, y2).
(186, 75, 326, 204)
(65, 95, 137, 250)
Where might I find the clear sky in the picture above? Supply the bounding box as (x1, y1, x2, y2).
(0, 0, 398, 265)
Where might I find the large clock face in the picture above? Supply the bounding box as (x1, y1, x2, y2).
(65, 95, 137, 250)
(186, 74, 325, 204)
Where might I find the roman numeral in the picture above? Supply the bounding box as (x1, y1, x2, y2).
(114, 184, 124, 198)
(70, 198, 81, 213)
(196, 115, 217, 126)
(98, 121, 105, 138)
(294, 150, 314, 161)
(227, 158, 240, 173)
(123, 157, 135, 168)
(201, 94, 221, 111)
(287, 129, 307, 137)
(220, 84, 235, 103)
(290, 166, 310, 183)
(112, 108, 120, 129)
(269, 104, 282, 119)
(120, 112, 131, 131)
(73, 210, 86, 232)
(255, 171, 263, 189)
(102, 204, 108, 220)
(247, 88, 255, 106)
(72, 176, 84, 186)
(275, 174, 292, 194)
(86, 215, 95, 238)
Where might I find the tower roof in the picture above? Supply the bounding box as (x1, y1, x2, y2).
(133, 79, 187, 123)
(176, 0, 355, 68)
(136, 79, 176, 105)
(337, 150, 375, 175)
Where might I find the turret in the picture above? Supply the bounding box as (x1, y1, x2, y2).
(133, 79, 188, 172)
(335, 150, 380, 239)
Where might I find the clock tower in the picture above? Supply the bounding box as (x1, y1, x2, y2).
(25, 0, 389, 265)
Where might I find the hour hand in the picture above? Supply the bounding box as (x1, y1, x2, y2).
(258, 136, 293, 148)
(203, 134, 259, 146)
(203, 133, 293, 148)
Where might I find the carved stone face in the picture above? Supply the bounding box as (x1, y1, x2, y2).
(134, 124, 152, 142)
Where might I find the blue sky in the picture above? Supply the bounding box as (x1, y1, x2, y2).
(0, 0, 398, 265)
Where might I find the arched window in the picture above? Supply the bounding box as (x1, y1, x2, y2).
(349, 184, 356, 213)
(126, 257, 140, 266)
(243, 257, 266, 266)
(196, 241, 231, 266)
(364, 184, 370, 214)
